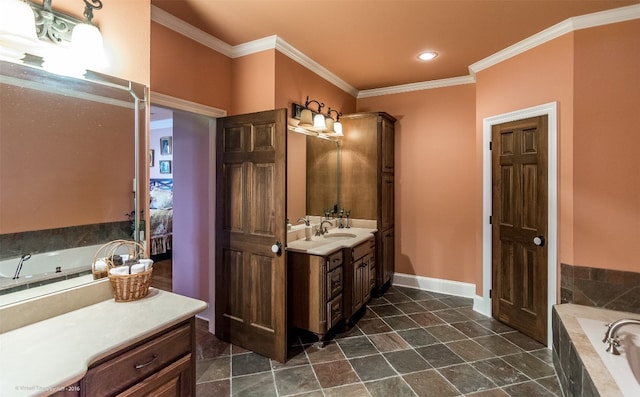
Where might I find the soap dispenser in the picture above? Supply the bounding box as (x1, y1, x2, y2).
(298, 216, 312, 240)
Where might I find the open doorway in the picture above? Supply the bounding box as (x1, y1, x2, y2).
(149, 103, 218, 326)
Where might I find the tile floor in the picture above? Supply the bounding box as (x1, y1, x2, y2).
(193, 285, 563, 397)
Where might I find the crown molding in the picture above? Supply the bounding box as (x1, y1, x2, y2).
(150, 91, 227, 118)
(274, 37, 359, 97)
(358, 75, 476, 98)
(151, 5, 233, 57)
(469, 4, 640, 76)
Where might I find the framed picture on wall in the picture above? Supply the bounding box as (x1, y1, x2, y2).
(160, 136, 172, 155)
(149, 149, 154, 167)
(159, 160, 172, 174)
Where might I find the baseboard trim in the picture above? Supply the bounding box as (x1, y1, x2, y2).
(392, 272, 474, 298)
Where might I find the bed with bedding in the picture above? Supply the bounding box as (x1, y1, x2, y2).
(149, 179, 173, 257)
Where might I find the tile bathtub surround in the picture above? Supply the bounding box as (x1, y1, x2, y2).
(552, 303, 639, 397)
(194, 286, 562, 397)
(560, 263, 640, 314)
(0, 221, 131, 260)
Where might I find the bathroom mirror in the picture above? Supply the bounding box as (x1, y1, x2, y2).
(0, 60, 146, 301)
(305, 136, 340, 217)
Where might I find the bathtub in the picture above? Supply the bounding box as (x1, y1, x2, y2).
(578, 317, 640, 396)
(554, 304, 640, 397)
(0, 245, 106, 293)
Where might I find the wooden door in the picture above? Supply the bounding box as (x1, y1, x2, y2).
(492, 115, 548, 344)
(215, 109, 287, 363)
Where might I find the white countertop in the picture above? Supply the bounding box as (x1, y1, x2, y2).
(286, 227, 377, 256)
(0, 289, 207, 397)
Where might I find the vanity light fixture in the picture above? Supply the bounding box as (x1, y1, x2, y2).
(0, 0, 39, 61)
(327, 108, 343, 136)
(0, 0, 106, 73)
(290, 98, 345, 141)
(418, 51, 438, 61)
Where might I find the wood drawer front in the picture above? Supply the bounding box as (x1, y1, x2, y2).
(327, 251, 343, 271)
(326, 266, 343, 300)
(85, 324, 191, 396)
(327, 294, 342, 329)
(116, 354, 192, 397)
(352, 239, 373, 261)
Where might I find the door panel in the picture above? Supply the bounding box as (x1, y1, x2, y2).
(492, 116, 548, 344)
(216, 109, 287, 362)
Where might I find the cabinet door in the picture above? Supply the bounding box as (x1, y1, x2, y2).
(352, 258, 364, 311)
(362, 256, 371, 304)
(381, 228, 395, 285)
(380, 174, 394, 229)
(380, 116, 394, 173)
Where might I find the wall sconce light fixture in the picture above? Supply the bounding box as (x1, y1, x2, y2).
(290, 97, 345, 140)
(0, 0, 106, 75)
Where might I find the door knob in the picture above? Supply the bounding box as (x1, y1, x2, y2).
(533, 235, 545, 247)
(271, 241, 282, 256)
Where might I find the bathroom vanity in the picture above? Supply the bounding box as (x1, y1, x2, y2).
(287, 227, 376, 340)
(0, 281, 206, 397)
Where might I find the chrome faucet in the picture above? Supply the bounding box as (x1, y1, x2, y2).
(13, 253, 31, 279)
(602, 318, 640, 355)
(316, 220, 333, 235)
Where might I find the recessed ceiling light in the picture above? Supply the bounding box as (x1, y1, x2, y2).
(418, 51, 438, 61)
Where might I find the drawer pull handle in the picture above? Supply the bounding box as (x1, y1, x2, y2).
(134, 354, 158, 369)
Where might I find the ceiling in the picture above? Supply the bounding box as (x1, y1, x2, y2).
(151, 0, 638, 91)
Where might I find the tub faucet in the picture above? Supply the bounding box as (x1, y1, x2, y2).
(13, 253, 31, 279)
(602, 318, 640, 355)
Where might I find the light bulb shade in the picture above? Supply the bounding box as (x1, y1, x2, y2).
(325, 117, 334, 133)
(71, 22, 107, 69)
(299, 109, 313, 126)
(313, 113, 326, 130)
(0, 0, 39, 60)
(334, 122, 343, 136)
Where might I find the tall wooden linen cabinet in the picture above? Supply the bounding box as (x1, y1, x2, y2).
(340, 112, 396, 292)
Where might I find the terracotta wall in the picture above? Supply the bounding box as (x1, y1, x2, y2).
(474, 33, 575, 294)
(358, 85, 477, 284)
(572, 20, 640, 272)
(274, 53, 357, 224)
(151, 22, 231, 111)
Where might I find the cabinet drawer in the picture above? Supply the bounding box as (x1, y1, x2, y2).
(327, 250, 343, 271)
(84, 323, 192, 396)
(326, 266, 343, 300)
(327, 294, 342, 329)
(352, 238, 373, 261)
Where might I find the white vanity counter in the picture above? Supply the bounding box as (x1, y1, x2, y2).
(286, 227, 377, 256)
(0, 288, 207, 396)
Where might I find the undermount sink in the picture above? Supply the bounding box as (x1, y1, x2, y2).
(323, 232, 357, 240)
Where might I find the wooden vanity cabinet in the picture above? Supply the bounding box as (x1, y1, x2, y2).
(80, 318, 195, 397)
(343, 237, 376, 323)
(341, 112, 396, 293)
(288, 250, 343, 340)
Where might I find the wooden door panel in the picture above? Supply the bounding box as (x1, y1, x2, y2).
(252, 123, 275, 151)
(523, 164, 538, 229)
(225, 164, 244, 232)
(216, 109, 287, 363)
(522, 247, 537, 314)
(223, 249, 244, 321)
(250, 254, 273, 329)
(492, 115, 548, 344)
(500, 167, 514, 226)
(251, 163, 275, 236)
(498, 240, 515, 304)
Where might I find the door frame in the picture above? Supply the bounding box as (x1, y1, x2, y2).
(480, 102, 558, 347)
(151, 92, 226, 334)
